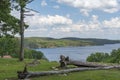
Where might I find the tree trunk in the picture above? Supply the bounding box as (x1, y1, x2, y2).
(19, 6, 24, 61)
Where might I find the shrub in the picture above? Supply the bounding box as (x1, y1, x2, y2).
(87, 48, 120, 63)
(87, 52, 109, 62)
(11, 48, 44, 59)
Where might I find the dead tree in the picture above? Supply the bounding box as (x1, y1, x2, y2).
(17, 55, 120, 79)
(17, 65, 120, 79)
(59, 55, 108, 68)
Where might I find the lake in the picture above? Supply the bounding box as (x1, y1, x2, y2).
(36, 43, 120, 62)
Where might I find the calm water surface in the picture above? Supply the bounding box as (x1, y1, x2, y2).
(36, 44, 120, 61)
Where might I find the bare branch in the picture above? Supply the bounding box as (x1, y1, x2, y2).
(27, 0, 35, 4)
(24, 14, 34, 16)
(25, 7, 40, 13)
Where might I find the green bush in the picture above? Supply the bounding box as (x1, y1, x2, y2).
(0, 36, 44, 60)
(25, 49, 44, 59)
(109, 48, 120, 63)
(87, 52, 109, 62)
(87, 48, 120, 63)
(0, 36, 19, 57)
(11, 48, 44, 59)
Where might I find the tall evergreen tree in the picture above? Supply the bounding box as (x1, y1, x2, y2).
(14, 0, 34, 61)
(0, 0, 20, 37)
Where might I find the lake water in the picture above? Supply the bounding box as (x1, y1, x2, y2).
(36, 43, 120, 62)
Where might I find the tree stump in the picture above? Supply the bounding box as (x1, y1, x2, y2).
(17, 65, 28, 79)
(59, 55, 69, 68)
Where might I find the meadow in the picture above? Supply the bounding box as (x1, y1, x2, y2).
(1, 58, 120, 80)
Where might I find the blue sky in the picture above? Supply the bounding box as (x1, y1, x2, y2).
(21, 0, 120, 40)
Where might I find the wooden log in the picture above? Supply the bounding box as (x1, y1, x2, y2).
(17, 55, 120, 79)
(67, 60, 108, 67)
(59, 55, 108, 68)
(17, 65, 120, 79)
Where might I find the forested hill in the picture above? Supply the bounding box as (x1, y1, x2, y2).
(61, 37, 120, 45)
(24, 37, 120, 48)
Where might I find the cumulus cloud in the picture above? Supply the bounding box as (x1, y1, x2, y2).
(41, 0, 47, 7)
(57, 0, 120, 16)
(23, 10, 120, 39)
(51, 15, 101, 34)
(47, 15, 120, 39)
(103, 17, 120, 28)
(23, 11, 73, 36)
(11, 9, 120, 39)
(25, 12, 72, 27)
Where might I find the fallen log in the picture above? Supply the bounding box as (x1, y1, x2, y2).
(17, 55, 120, 79)
(59, 55, 108, 68)
(67, 60, 108, 67)
(17, 65, 120, 79)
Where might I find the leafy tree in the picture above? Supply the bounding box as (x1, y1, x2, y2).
(0, 36, 19, 57)
(11, 48, 44, 59)
(87, 48, 120, 63)
(87, 52, 109, 62)
(0, 0, 29, 61)
(109, 49, 120, 63)
(24, 49, 43, 59)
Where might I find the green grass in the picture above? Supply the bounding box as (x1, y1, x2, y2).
(32, 70, 120, 80)
(0, 58, 120, 80)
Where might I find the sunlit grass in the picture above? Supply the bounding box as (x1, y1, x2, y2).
(0, 58, 120, 80)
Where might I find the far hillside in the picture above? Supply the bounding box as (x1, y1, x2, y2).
(62, 37, 120, 45)
(24, 37, 120, 48)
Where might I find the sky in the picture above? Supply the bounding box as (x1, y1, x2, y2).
(13, 0, 120, 40)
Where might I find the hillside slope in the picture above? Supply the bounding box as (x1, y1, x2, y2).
(24, 37, 120, 48)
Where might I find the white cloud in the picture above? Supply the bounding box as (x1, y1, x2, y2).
(41, 0, 47, 7)
(103, 8, 119, 13)
(80, 9, 90, 16)
(24, 11, 73, 36)
(52, 27, 71, 32)
(11, 9, 120, 39)
(103, 17, 120, 28)
(47, 15, 120, 39)
(53, 5, 60, 9)
(50, 15, 101, 34)
(57, 0, 120, 15)
(25, 13, 72, 27)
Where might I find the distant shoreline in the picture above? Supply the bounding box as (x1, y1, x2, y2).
(37, 43, 120, 49)
(24, 37, 120, 48)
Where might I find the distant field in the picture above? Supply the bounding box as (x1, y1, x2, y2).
(0, 58, 120, 80)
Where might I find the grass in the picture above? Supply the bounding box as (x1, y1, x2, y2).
(0, 58, 120, 80)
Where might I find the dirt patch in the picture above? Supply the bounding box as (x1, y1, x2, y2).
(3, 55, 12, 58)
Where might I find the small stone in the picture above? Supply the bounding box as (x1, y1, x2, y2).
(63, 73, 67, 76)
